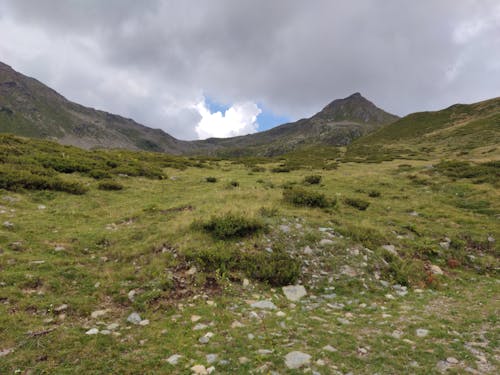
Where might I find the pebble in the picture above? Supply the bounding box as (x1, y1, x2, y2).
(85, 328, 99, 335)
(91, 309, 109, 319)
(2, 221, 14, 229)
(284, 351, 311, 369)
(199, 332, 214, 344)
(430, 265, 444, 275)
(193, 323, 208, 330)
(282, 285, 307, 301)
(446, 357, 459, 364)
(257, 349, 273, 355)
(127, 312, 142, 324)
(242, 278, 250, 288)
(139, 319, 149, 326)
(392, 330, 403, 339)
(206, 353, 218, 364)
(323, 345, 337, 352)
(166, 354, 182, 365)
(190, 364, 208, 375)
(107, 323, 119, 330)
(38, 205, 46, 210)
(279, 225, 291, 233)
(54, 304, 68, 312)
(382, 244, 398, 255)
(127, 290, 136, 301)
(251, 300, 277, 310)
(319, 239, 334, 246)
(303, 246, 314, 255)
(231, 320, 244, 328)
(416, 328, 429, 337)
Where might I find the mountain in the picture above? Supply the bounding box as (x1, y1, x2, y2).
(0, 61, 213, 155)
(346, 96, 500, 161)
(0, 61, 399, 156)
(193, 93, 399, 156)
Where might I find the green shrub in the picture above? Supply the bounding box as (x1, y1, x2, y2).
(196, 213, 265, 239)
(251, 166, 266, 172)
(98, 180, 124, 191)
(228, 180, 239, 187)
(205, 176, 218, 183)
(344, 197, 370, 210)
(184, 245, 240, 273)
(271, 166, 291, 173)
(0, 168, 87, 195)
(283, 187, 332, 208)
(368, 190, 381, 198)
(88, 169, 111, 180)
(242, 251, 300, 286)
(303, 175, 322, 185)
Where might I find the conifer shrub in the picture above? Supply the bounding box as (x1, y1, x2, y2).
(196, 213, 265, 239)
(98, 180, 124, 191)
(344, 197, 370, 210)
(283, 187, 332, 208)
(303, 175, 322, 185)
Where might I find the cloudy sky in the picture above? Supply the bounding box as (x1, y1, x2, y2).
(1, 0, 499, 140)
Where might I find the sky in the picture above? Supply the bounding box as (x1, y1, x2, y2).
(0, 0, 499, 140)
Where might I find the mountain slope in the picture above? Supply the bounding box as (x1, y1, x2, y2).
(193, 93, 399, 156)
(0, 61, 213, 155)
(346, 96, 500, 161)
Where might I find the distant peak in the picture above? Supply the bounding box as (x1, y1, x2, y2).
(347, 92, 363, 99)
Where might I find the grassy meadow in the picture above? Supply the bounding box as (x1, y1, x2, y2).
(0, 135, 498, 374)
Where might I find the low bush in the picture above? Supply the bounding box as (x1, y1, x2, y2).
(344, 197, 370, 210)
(368, 190, 381, 198)
(242, 251, 300, 286)
(271, 166, 291, 173)
(283, 187, 332, 208)
(228, 180, 239, 187)
(0, 168, 87, 195)
(205, 176, 218, 183)
(196, 213, 265, 239)
(98, 180, 124, 191)
(303, 175, 322, 185)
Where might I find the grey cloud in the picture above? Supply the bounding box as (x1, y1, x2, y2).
(1, 0, 499, 139)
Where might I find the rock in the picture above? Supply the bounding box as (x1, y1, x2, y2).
(276, 311, 286, 317)
(166, 354, 182, 365)
(416, 328, 429, 337)
(250, 300, 277, 310)
(319, 239, 334, 246)
(128, 290, 136, 301)
(487, 236, 495, 243)
(231, 320, 244, 328)
(430, 265, 444, 275)
(282, 285, 307, 302)
(190, 364, 208, 375)
(127, 312, 142, 325)
(340, 265, 357, 277)
(54, 304, 68, 312)
(284, 351, 311, 369)
(0, 348, 14, 357)
(139, 319, 150, 326)
(257, 349, 273, 355)
(91, 309, 109, 318)
(199, 332, 214, 344)
(2, 221, 14, 229)
(100, 329, 111, 335)
(382, 244, 398, 255)
(357, 347, 368, 355)
(206, 353, 218, 364)
(186, 266, 197, 276)
(409, 211, 419, 216)
(439, 241, 450, 250)
(446, 357, 459, 364)
(392, 330, 403, 339)
(107, 323, 119, 330)
(193, 323, 208, 331)
(239, 357, 250, 364)
(337, 317, 350, 325)
(323, 345, 337, 352)
(242, 278, 250, 288)
(207, 366, 215, 374)
(191, 315, 202, 322)
(85, 328, 99, 335)
(303, 246, 314, 255)
(279, 225, 291, 233)
(54, 246, 65, 252)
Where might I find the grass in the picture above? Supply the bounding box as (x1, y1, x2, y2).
(0, 134, 498, 374)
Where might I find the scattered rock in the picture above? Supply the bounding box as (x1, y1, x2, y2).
(323, 345, 337, 352)
(282, 285, 307, 302)
(416, 328, 429, 337)
(257, 349, 273, 355)
(382, 244, 398, 255)
(279, 225, 291, 233)
(54, 304, 68, 313)
(206, 353, 218, 364)
(166, 354, 182, 365)
(127, 290, 136, 301)
(487, 236, 495, 243)
(250, 300, 277, 310)
(231, 321, 244, 328)
(193, 323, 208, 331)
(91, 309, 109, 319)
(409, 211, 419, 216)
(107, 323, 119, 330)
(446, 357, 459, 364)
(38, 205, 46, 210)
(239, 357, 250, 364)
(284, 351, 311, 369)
(303, 246, 314, 255)
(191, 315, 202, 322)
(242, 278, 250, 288)
(319, 239, 334, 246)
(139, 319, 150, 326)
(127, 312, 142, 325)
(186, 266, 197, 276)
(2, 221, 14, 229)
(0, 348, 14, 357)
(190, 364, 208, 375)
(199, 332, 214, 344)
(85, 328, 99, 335)
(392, 330, 403, 339)
(430, 265, 444, 275)
(340, 265, 357, 277)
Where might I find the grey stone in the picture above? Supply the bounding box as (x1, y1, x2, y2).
(206, 353, 218, 364)
(251, 300, 277, 310)
(284, 351, 311, 369)
(85, 328, 99, 335)
(430, 265, 444, 275)
(127, 312, 142, 324)
(416, 328, 429, 337)
(319, 239, 334, 246)
(166, 354, 182, 365)
(282, 285, 307, 301)
(382, 244, 398, 255)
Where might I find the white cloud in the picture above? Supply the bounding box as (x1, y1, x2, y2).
(195, 100, 261, 139)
